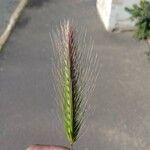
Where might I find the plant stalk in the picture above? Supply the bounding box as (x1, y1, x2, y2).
(145, 39, 150, 58)
(0, 0, 28, 52)
(70, 144, 73, 150)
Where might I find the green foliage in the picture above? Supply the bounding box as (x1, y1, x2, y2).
(125, 0, 150, 40)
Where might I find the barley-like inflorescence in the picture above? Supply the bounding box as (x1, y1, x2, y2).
(50, 20, 99, 148)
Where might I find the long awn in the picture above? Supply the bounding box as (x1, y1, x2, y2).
(50, 20, 99, 150)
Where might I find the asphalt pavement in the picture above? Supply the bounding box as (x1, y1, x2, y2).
(0, 0, 150, 150)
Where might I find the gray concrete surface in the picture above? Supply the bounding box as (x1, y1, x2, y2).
(0, 0, 18, 34)
(0, 0, 150, 150)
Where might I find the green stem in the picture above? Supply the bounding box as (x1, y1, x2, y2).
(145, 39, 150, 57)
(70, 144, 74, 150)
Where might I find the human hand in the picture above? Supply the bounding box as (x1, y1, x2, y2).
(27, 145, 70, 150)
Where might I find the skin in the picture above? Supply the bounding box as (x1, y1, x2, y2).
(27, 145, 70, 150)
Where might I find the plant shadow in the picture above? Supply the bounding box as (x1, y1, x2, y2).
(16, 0, 53, 29)
(16, 15, 31, 29)
(27, 0, 52, 8)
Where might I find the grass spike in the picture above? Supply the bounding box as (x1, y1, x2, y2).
(51, 20, 100, 149)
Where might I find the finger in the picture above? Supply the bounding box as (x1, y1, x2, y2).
(27, 145, 70, 150)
